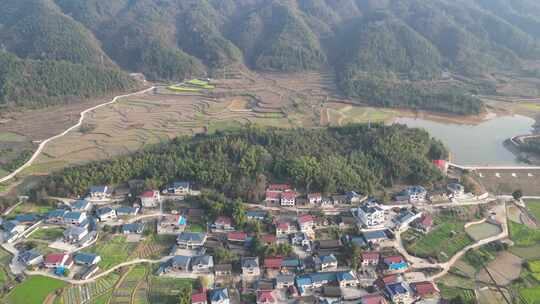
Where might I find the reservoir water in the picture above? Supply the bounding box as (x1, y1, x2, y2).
(393, 115, 535, 166)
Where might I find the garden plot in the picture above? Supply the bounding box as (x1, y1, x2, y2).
(61, 272, 120, 304)
(87, 235, 136, 270)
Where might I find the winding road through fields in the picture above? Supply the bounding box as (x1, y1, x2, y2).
(0, 87, 155, 184)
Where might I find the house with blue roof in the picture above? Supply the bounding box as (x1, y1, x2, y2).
(89, 185, 110, 200)
(46, 209, 68, 224)
(74, 253, 101, 266)
(362, 230, 388, 245)
(122, 222, 145, 234)
(18, 249, 43, 266)
(64, 226, 88, 243)
(15, 214, 40, 224)
(166, 181, 191, 195)
(176, 232, 207, 249)
(72, 199, 92, 212)
(337, 270, 359, 288)
(96, 207, 116, 222)
(116, 206, 139, 216)
(383, 255, 409, 272)
(385, 281, 413, 304)
(209, 288, 229, 304)
(63, 211, 87, 225)
(316, 254, 338, 271)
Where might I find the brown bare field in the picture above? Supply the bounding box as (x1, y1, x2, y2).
(1, 68, 520, 179)
(476, 251, 523, 286)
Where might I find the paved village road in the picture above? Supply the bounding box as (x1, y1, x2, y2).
(394, 203, 509, 281)
(25, 256, 171, 284)
(0, 87, 156, 184)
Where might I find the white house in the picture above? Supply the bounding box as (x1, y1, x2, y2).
(140, 190, 160, 208)
(89, 186, 110, 200)
(280, 191, 297, 206)
(64, 226, 88, 243)
(166, 181, 191, 195)
(355, 203, 386, 228)
(307, 193, 322, 205)
(96, 207, 116, 222)
(63, 211, 88, 226)
(241, 257, 261, 276)
(447, 183, 465, 198)
(297, 215, 316, 233)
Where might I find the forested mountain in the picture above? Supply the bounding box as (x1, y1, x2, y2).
(2, 0, 540, 113)
(38, 124, 447, 200)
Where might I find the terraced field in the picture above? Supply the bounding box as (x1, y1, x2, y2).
(110, 266, 147, 304)
(61, 273, 120, 304)
(22, 70, 414, 175)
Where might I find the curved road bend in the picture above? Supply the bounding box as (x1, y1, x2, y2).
(0, 87, 156, 184)
(394, 203, 509, 281)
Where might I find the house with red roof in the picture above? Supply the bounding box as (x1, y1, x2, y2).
(44, 253, 73, 269)
(191, 291, 207, 304)
(275, 221, 295, 237)
(307, 193, 322, 204)
(280, 191, 297, 206)
(297, 215, 316, 233)
(412, 213, 433, 233)
(411, 281, 439, 299)
(261, 234, 276, 245)
(265, 191, 281, 205)
(361, 293, 388, 304)
(213, 216, 233, 231)
(361, 252, 380, 267)
(264, 257, 284, 270)
(140, 190, 160, 208)
(432, 159, 448, 173)
(267, 184, 291, 192)
(227, 231, 247, 243)
(257, 291, 276, 304)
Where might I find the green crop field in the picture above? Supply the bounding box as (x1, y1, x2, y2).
(509, 221, 540, 247)
(185, 223, 205, 233)
(88, 236, 135, 270)
(148, 277, 194, 304)
(520, 286, 540, 304)
(7, 275, 66, 304)
(30, 227, 64, 241)
(167, 85, 201, 93)
(526, 199, 540, 221)
(403, 218, 473, 262)
(439, 284, 476, 304)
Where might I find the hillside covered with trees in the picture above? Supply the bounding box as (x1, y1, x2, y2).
(2, 0, 540, 113)
(38, 124, 447, 200)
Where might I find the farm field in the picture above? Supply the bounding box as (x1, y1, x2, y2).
(6, 275, 66, 304)
(110, 265, 147, 304)
(9, 203, 54, 217)
(60, 272, 120, 304)
(2, 70, 493, 178)
(509, 220, 540, 247)
(477, 252, 523, 286)
(465, 222, 502, 241)
(511, 244, 540, 260)
(148, 277, 194, 304)
(520, 286, 540, 304)
(526, 199, 540, 222)
(403, 217, 473, 262)
(438, 284, 476, 303)
(87, 235, 136, 270)
(29, 227, 64, 241)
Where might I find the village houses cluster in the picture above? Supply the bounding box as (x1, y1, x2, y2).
(0, 160, 469, 304)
